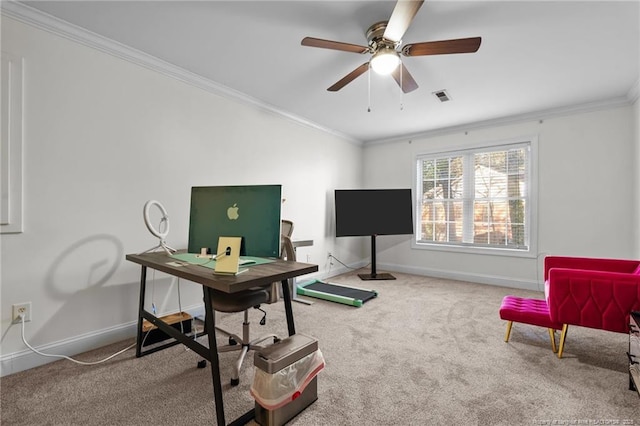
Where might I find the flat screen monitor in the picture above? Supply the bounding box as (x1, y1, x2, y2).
(335, 189, 414, 237)
(188, 185, 282, 257)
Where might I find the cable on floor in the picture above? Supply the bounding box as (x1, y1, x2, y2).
(18, 314, 148, 366)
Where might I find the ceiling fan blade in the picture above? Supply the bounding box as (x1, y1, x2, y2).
(391, 63, 419, 93)
(302, 37, 369, 54)
(383, 0, 425, 43)
(402, 37, 482, 56)
(328, 63, 370, 92)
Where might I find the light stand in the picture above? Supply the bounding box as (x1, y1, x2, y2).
(142, 200, 176, 255)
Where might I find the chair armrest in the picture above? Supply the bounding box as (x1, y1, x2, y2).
(543, 256, 639, 281)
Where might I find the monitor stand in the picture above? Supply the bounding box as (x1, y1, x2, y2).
(358, 235, 396, 281)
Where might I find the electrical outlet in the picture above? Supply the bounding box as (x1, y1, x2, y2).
(12, 302, 31, 324)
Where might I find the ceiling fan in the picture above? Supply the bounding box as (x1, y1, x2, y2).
(301, 0, 481, 93)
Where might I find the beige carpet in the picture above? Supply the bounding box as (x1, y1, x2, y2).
(1, 270, 639, 425)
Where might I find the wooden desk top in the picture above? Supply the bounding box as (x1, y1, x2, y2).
(126, 251, 318, 293)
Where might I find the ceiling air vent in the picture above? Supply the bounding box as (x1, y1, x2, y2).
(433, 90, 451, 102)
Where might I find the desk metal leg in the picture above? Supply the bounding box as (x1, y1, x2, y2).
(291, 277, 313, 305)
(135, 266, 147, 358)
(134, 263, 277, 426)
(203, 286, 227, 426)
(281, 279, 296, 336)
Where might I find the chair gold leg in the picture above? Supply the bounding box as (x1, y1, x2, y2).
(548, 328, 557, 353)
(557, 324, 569, 358)
(504, 321, 513, 342)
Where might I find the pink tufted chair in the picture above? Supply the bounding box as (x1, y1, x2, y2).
(544, 256, 640, 358)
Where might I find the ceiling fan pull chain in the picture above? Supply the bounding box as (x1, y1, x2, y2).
(367, 64, 371, 112)
(400, 61, 404, 111)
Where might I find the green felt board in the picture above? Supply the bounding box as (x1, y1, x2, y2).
(171, 253, 274, 270)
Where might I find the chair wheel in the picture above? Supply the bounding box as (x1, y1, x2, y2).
(230, 378, 239, 386)
(229, 337, 237, 345)
(273, 337, 281, 344)
(197, 360, 207, 369)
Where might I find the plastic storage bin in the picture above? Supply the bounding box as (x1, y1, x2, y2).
(251, 333, 324, 426)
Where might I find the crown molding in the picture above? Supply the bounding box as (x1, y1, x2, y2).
(367, 95, 634, 146)
(628, 78, 640, 104)
(1, 1, 363, 146)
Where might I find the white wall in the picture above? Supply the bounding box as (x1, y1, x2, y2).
(363, 105, 636, 291)
(634, 97, 640, 258)
(0, 17, 363, 375)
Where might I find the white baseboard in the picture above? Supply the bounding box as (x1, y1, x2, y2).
(0, 304, 205, 377)
(307, 262, 539, 292)
(319, 261, 367, 280)
(377, 262, 542, 292)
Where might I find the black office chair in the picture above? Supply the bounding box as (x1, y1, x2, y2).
(203, 234, 297, 386)
(211, 291, 277, 386)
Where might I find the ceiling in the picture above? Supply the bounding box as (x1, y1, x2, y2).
(11, 1, 640, 143)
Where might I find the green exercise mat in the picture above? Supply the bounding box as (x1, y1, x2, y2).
(296, 280, 378, 307)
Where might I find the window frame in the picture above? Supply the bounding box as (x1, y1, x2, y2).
(412, 136, 538, 258)
(1, 51, 24, 234)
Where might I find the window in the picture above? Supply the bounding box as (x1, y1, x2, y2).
(1, 51, 23, 234)
(415, 139, 535, 254)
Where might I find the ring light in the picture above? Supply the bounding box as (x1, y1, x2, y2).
(144, 200, 170, 239)
(142, 200, 176, 255)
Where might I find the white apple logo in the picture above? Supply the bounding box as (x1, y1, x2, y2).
(227, 203, 239, 220)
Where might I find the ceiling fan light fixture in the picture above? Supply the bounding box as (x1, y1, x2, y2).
(370, 48, 400, 75)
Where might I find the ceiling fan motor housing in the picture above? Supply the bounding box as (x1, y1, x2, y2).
(366, 21, 399, 53)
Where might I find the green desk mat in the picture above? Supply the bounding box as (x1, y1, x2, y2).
(171, 253, 274, 270)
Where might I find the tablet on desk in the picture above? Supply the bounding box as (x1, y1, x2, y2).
(214, 237, 242, 275)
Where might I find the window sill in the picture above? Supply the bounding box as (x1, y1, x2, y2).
(412, 241, 536, 258)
